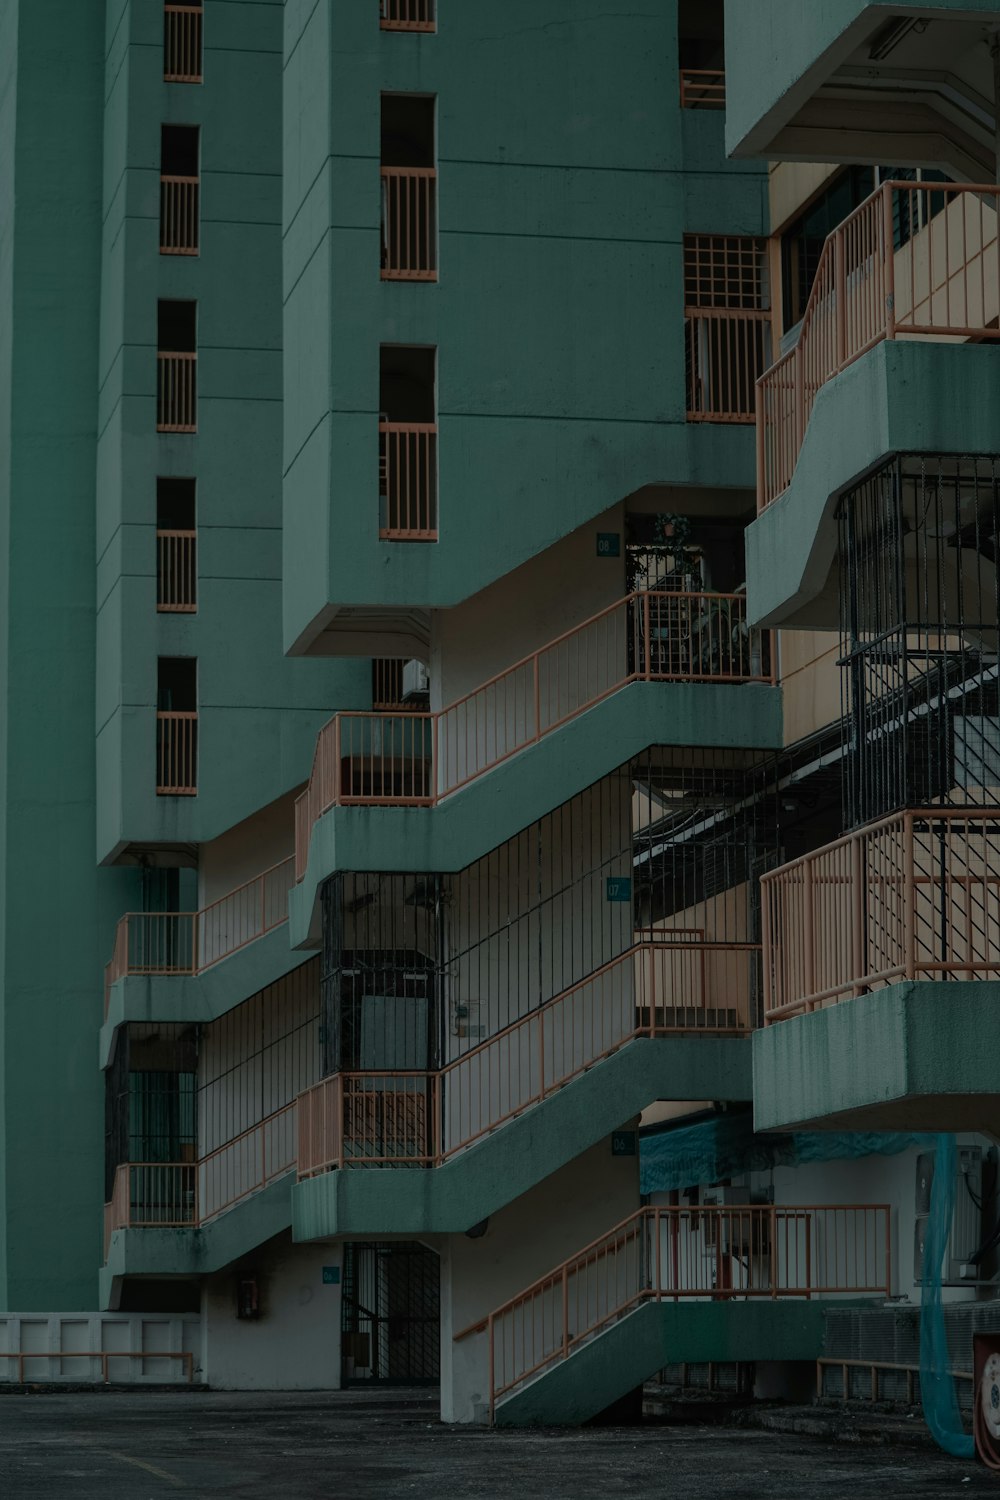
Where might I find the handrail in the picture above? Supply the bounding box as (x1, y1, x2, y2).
(295, 588, 771, 878)
(458, 1202, 892, 1417)
(757, 179, 1000, 510)
(103, 854, 295, 1010)
(296, 936, 760, 1176)
(761, 806, 1000, 1021)
(679, 68, 725, 109)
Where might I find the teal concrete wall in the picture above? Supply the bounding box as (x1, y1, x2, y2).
(282, 0, 769, 652)
(95, 0, 369, 859)
(292, 1035, 751, 1241)
(745, 341, 1000, 629)
(754, 982, 1000, 1132)
(0, 1, 142, 1310)
(494, 1299, 832, 1426)
(290, 679, 783, 946)
(724, 0, 1000, 159)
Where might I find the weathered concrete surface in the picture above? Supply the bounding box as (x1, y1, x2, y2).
(0, 1389, 990, 1497)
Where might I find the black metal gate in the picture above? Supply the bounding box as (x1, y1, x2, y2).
(341, 1241, 440, 1385)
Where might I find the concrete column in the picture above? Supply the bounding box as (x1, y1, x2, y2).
(201, 1236, 342, 1389)
(439, 1131, 640, 1423)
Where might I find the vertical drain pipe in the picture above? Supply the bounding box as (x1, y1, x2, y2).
(993, 31, 1000, 181)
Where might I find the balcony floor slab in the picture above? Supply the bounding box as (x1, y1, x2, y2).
(753, 981, 1000, 1133)
(292, 1034, 751, 1241)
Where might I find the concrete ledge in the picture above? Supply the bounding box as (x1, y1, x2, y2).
(100, 931, 308, 1067)
(99, 1177, 293, 1310)
(496, 1298, 838, 1426)
(745, 341, 1000, 630)
(292, 1034, 752, 1241)
(753, 981, 1000, 1132)
(289, 679, 782, 948)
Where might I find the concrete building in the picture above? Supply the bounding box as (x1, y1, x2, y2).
(1, 0, 998, 1436)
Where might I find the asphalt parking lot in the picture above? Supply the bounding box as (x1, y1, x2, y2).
(0, 1388, 993, 1499)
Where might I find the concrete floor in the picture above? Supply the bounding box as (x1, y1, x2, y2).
(0, 1389, 993, 1498)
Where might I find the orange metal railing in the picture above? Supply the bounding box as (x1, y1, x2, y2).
(157, 528, 197, 611)
(295, 590, 770, 879)
(103, 854, 295, 1009)
(381, 167, 437, 280)
(0, 1350, 195, 1384)
(458, 1203, 891, 1418)
(296, 938, 759, 1176)
(103, 1102, 296, 1257)
(686, 308, 771, 423)
(164, 3, 203, 82)
(380, 0, 435, 31)
(679, 69, 725, 109)
(762, 808, 1000, 1022)
(156, 708, 197, 794)
(379, 421, 437, 539)
(160, 175, 199, 254)
(157, 352, 197, 432)
(757, 180, 1000, 509)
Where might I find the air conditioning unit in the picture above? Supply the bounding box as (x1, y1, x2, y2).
(402, 659, 429, 703)
(914, 1145, 983, 1284)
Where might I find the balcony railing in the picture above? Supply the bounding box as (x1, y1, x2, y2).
(156, 708, 197, 794)
(381, 167, 437, 280)
(761, 808, 1000, 1022)
(164, 3, 203, 82)
(296, 937, 759, 1175)
(157, 529, 197, 612)
(157, 352, 197, 432)
(103, 855, 295, 1009)
(457, 1203, 891, 1419)
(379, 420, 437, 539)
(757, 180, 1000, 510)
(160, 175, 199, 254)
(380, 0, 435, 31)
(295, 589, 771, 879)
(103, 1101, 296, 1258)
(679, 69, 725, 109)
(686, 308, 771, 422)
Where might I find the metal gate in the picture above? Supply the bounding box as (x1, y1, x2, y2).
(341, 1241, 440, 1385)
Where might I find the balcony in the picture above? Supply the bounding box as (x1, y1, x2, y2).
(104, 855, 295, 1014)
(380, 0, 435, 32)
(156, 529, 197, 612)
(378, 420, 437, 539)
(156, 709, 197, 794)
(679, 68, 725, 109)
(164, 3, 202, 83)
(296, 937, 758, 1176)
(757, 181, 1000, 510)
(295, 590, 770, 879)
(381, 167, 437, 281)
(761, 809, 1000, 1023)
(157, 352, 197, 433)
(104, 1102, 295, 1258)
(160, 175, 199, 255)
(468, 1202, 891, 1423)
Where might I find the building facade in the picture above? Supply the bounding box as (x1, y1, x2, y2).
(0, 0, 998, 1437)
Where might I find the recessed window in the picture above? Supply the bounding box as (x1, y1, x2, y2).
(157, 657, 198, 795)
(380, 0, 435, 34)
(164, 2, 203, 82)
(379, 346, 437, 541)
(156, 478, 197, 613)
(160, 126, 200, 255)
(684, 236, 771, 423)
(381, 96, 437, 281)
(157, 301, 197, 433)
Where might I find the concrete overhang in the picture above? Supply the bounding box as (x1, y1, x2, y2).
(725, 2, 1000, 175)
(753, 981, 1000, 1132)
(745, 339, 1000, 631)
